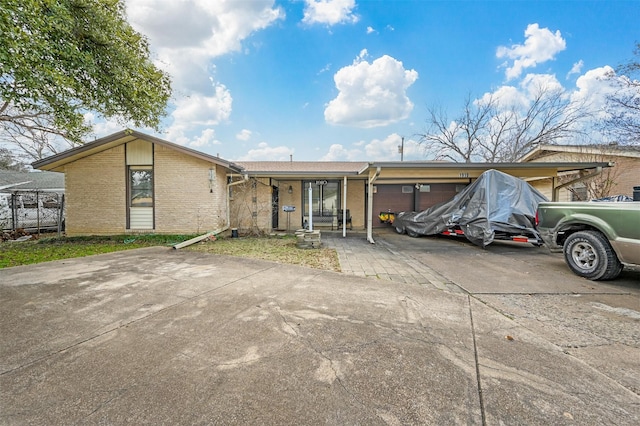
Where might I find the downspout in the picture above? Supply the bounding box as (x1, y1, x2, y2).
(553, 166, 606, 201)
(342, 176, 347, 238)
(227, 173, 249, 229)
(367, 167, 381, 244)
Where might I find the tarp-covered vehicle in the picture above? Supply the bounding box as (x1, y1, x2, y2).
(393, 169, 548, 247)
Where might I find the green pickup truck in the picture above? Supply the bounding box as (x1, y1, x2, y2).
(536, 201, 640, 280)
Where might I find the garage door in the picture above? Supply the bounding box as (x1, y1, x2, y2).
(372, 185, 413, 227)
(415, 183, 461, 211)
(372, 183, 463, 228)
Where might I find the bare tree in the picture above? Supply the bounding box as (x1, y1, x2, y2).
(557, 146, 623, 200)
(418, 83, 593, 163)
(0, 104, 84, 162)
(0, 146, 27, 171)
(600, 42, 640, 144)
(417, 94, 496, 162)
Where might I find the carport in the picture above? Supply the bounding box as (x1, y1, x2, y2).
(363, 161, 612, 243)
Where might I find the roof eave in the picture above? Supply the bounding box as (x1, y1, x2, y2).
(31, 129, 244, 173)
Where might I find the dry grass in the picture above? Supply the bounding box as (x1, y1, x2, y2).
(188, 235, 341, 272)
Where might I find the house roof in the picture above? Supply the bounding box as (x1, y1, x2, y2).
(31, 130, 244, 173)
(0, 171, 64, 192)
(519, 144, 640, 162)
(236, 161, 370, 177)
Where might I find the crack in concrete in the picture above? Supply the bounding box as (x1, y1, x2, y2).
(0, 265, 278, 377)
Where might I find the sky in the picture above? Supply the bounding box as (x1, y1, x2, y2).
(89, 0, 640, 162)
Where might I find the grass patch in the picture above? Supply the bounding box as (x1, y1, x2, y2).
(0, 234, 196, 268)
(0, 233, 342, 272)
(188, 235, 341, 272)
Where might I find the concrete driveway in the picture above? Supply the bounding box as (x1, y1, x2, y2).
(1, 240, 639, 425)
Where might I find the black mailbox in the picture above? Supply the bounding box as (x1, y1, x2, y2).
(283, 205, 296, 212)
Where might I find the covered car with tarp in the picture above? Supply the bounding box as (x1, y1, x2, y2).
(393, 169, 548, 247)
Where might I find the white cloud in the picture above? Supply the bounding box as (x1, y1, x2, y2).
(191, 128, 221, 147)
(366, 26, 376, 34)
(126, 1, 284, 64)
(236, 129, 252, 141)
(320, 134, 422, 161)
(478, 73, 565, 110)
(320, 143, 363, 161)
(325, 53, 418, 128)
(171, 84, 233, 126)
(237, 142, 294, 161)
(571, 66, 618, 115)
(124, 0, 284, 140)
(496, 24, 566, 80)
(567, 60, 584, 79)
(302, 0, 359, 25)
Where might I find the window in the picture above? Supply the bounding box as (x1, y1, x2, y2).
(303, 180, 339, 216)
(130, 168, 153, 207)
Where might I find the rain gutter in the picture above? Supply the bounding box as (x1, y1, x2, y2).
(367, 166, 381, 244)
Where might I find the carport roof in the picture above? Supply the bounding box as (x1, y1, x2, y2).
(236, 161, 370, 177)
(31, 130, 244, 173)
(368, 161, 613, 173)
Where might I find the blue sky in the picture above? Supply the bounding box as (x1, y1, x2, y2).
(99, 0, 640, 162)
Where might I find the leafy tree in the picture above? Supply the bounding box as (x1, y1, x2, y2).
(418, 83, 592, 162)
(0, 0, 171, 160)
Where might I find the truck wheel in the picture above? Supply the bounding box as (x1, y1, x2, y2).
(407, 230, 420, 238)
(563, 231, 623, 280)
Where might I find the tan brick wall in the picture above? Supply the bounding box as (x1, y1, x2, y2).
(64, 143, 229, 236)
(346, 179, 366, 229)
(64, 146, 126, 236)
(276, 180, 302, 230)
(530, 152, 640, 199)
(228, 177, 273, 234)
(154, 146, 227, 234)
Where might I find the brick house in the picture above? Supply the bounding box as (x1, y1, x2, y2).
(32, 130, 241, 236)
(519, 144, 640, 201)
(33, 130, 613, 240)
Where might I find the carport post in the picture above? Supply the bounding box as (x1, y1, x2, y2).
(342, 176, 347, 238)
(308, 182, 313, 231)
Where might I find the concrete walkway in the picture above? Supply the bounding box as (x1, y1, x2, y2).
(322, 230, 454, 291)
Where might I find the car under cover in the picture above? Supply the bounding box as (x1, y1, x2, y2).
(394, 169, 548, 247)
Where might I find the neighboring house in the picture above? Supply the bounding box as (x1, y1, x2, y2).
(33, 130, 612, 240)
(519, 144, 640, 201)
(0, 171, 65, 231)
(0, 170, 65, 192)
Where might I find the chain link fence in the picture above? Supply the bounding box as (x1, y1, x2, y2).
(1, 191, 65, 234)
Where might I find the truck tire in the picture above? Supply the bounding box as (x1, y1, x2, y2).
(563, 230, 623, 280)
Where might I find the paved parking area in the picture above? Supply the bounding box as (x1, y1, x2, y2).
(1, 232, 639, 425)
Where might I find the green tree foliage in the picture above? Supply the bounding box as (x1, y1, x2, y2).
(0, 0, 171, 159)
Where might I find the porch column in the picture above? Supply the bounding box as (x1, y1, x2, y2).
(342, 176, 347, 237)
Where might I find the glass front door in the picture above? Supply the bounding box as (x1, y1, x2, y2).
(303, 180, 339, 217)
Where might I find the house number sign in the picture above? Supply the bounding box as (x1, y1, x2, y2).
(315, 180, 328, 185)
